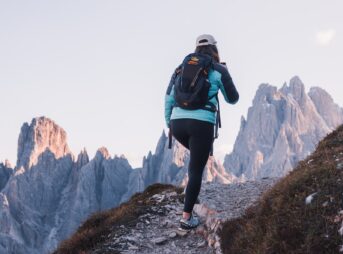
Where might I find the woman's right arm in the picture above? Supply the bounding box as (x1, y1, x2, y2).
(213, 63, 239, 104)
(164, 70, 178, 128)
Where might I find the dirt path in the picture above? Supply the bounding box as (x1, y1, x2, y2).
(92, 178, 278, 254)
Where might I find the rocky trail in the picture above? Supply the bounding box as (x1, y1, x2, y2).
(92, 178, 278, 254)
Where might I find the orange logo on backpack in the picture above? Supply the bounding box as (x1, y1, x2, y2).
(188, 56, 199, 65)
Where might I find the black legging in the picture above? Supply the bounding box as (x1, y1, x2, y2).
(170, 118, 214, 213)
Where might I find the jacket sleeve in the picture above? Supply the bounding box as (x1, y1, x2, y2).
(213, 63, 239, 104)
(164, 69, 178, 128)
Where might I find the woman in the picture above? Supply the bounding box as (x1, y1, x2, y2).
(164, 34, 239, 229)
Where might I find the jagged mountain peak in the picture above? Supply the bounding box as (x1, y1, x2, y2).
(0, 162, 13, 191)
(147, 150, 153, 158)
(252, 83, 278, 105)
(280, 76, 306, 103)
(80, 147, 88, 154)
(308, 86, 329, 97)
(239, 116, 247, 131)
(308, 86, 335, 110)
(308, 86, 343, 129)
(0, 117, 134, 254)
(95, 147, 110, 160)
(16, 116, 71, 170)
(76, 149, 90, 169)
(289, 75, 304, 87)
(155, 130, 168, 154)
(3, 159, 12, 169)
(281, 81, 287, 89)
(115, 154, 127, 160)
(224, 77, 343, 179)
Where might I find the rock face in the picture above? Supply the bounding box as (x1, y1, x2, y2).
(0, 117, 233, 254)
(0, 117, 132, 254)
(122, 131, 236, 202)
(0, 117, 75, 254)
(66, 149, 132, 240)
(0, 161, 13, 191)
(16, 117, 71, 170)
(308, 86, 343, 129)
(224, 76, 343, 179)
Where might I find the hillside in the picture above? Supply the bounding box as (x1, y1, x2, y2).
(54, 179, 277, 253)
(220, 124, 343, 254)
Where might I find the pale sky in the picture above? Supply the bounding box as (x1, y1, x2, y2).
(1, 0, 342, 168)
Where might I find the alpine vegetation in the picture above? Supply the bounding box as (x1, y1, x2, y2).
(220, 124, 343, 254)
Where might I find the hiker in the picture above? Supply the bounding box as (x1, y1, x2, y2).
(164, 34, 239, 230)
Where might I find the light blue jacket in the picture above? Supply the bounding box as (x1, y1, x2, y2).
(164, 61, 239, 127)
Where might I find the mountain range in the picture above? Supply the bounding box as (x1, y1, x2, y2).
(224, 76, 343, 179)
(0, 76, 342, 253)
(0, 118, 232, 254)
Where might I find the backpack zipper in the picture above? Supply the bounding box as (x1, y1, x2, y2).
(190, 68, 203, 88)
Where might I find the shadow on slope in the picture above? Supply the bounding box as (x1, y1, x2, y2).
(220, 125, 343, 254)
(53, 183, 182, 254)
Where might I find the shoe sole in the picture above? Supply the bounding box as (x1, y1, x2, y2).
(177, 226, 190, 231)
(179, 222, 199, 230)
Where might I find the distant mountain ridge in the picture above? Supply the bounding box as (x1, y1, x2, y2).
(0, 117, 231, 254)
(224, 76, 343, 179)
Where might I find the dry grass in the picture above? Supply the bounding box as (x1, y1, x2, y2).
(220, 125, 343, 254)
(54, 183, 181, 254)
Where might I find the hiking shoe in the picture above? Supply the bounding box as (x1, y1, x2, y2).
(180, 214, 200, 230)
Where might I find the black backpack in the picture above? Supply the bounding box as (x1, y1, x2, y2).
(173, 53, 215, 111)
(168, 53, 222, 154)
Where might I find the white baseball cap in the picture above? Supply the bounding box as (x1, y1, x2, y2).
(196, 34, 217, 46)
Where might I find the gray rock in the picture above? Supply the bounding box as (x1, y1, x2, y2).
(308, 86, 343, 129)
(151, 237, 168, 245)
(0, 160, 13, 191)
(224, 77, 343, 179)
(168, 231, 177, 238)
(0, 117, 133, 254)
(197, 240, 207, 248)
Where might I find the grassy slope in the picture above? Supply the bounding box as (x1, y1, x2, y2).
(54, 183, 181, 254)
(220, 125, 343, 254)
